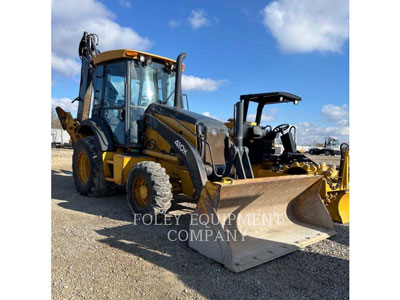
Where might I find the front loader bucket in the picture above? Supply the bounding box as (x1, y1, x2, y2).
(189, 175, 335, 272)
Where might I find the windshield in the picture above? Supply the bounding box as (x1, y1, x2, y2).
(130, 60, 176, 108)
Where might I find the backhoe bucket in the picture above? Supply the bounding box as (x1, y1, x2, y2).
(189, 175, 335, 272)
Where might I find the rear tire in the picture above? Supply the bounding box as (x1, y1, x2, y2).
(309, 149, 315, 155)
(126, 161, 172, 217)
(325, 150, 331, 156)
(72, 136, 115, 196)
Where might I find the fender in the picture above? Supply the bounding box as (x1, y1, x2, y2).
(144, 113, 207, 198)
(77, 117, 114, 151)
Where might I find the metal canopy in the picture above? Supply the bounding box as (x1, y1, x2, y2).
(240, 92, 302, 125)
(240, 92, 301, 105)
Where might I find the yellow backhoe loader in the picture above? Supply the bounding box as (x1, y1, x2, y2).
(224, 93, 349, 223)
(56, 32, 335, 272)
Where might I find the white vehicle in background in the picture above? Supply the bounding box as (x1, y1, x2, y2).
(308, 136, 341, 156)
(51, 128, 72, 148)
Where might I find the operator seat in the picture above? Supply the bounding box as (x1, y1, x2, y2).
(245, 124, 264, 140)
(103, 80, 125, 144)
(261, 130, 278, 158)
(129, 106, 145, 144)
(107, 100, 125, 144)
(243, 123, 268, 164)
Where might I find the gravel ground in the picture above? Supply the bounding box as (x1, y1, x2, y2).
(52, 148, 349, 300)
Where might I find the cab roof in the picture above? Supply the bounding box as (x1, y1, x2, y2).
(91, 49, 178, 66)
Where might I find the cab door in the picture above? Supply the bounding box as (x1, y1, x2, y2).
(101, 61, 127, 145)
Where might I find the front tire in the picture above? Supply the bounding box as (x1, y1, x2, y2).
(325, 150, 331, 156)
(72, 136, 115, 196)
(126, 161, 172, 216)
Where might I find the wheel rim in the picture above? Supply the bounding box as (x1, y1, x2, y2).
(133, 177, 149, 208)
(77, 152, 90, 184)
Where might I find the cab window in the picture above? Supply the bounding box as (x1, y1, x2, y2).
(102, 62, 126, 145)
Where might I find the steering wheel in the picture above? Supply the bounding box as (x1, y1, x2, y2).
(273, 124, 290, 133)
(261, 125, 272, 134)
(261, 125, 272, 131)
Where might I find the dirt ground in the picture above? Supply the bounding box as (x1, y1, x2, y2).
(52, 149, 348, 300)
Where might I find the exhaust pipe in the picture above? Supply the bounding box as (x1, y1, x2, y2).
(174, 53, 187, 109)
(224, 100, 254, 179)
(234, 100, 244, 153)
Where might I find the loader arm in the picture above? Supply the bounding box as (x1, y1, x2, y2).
(321, 143, 349, 223)
(338, 143, 349, 191)
(325, 143, 349, 191)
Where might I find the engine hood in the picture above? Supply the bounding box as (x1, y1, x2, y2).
(146, 103, 228, 135)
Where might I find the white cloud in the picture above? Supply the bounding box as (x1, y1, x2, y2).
(182, 75, 228, 92)
(52, 0, 151, 77)
(202, 112, 223, 121)
(188, 9, 210, 30)
(247, 108, 278, 123)
(261, 0, 349, 53)
(52, 53, 81, 77)
(321, 104, 349, 125)
(294, 103, 349, 144)
(169, 19, 181, 29)
(295, 122, 349, 145)
(51, 98, 78, 113)
(52, 0, 225, 95)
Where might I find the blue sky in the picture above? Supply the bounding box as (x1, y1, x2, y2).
(52, 0, 349, 144)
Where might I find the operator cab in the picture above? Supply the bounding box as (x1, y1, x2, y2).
(239, 92, 303, 163)
(90, 50, 183, 147)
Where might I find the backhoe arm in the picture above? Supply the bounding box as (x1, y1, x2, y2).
(54, 32, 101, 144)
(75, 32, 100, 121)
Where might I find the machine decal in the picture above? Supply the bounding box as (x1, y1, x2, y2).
(174, 140, 188, 156)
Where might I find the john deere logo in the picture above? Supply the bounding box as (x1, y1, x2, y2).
(175, 140, 188, 156)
